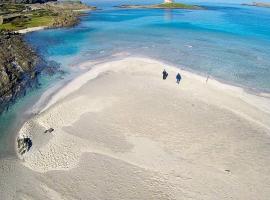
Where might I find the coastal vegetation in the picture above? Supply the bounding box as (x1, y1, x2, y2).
(117, 2, 203, 10)
(156, 2, 202, 9)
(0, 1, 96, 31)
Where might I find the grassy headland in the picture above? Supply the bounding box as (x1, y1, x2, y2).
(0, 1, 96, 114)
(117, 2, 204, 10)
(0, 1, 96, 31)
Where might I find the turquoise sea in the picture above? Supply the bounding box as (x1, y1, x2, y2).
(1, 0, 270, 156)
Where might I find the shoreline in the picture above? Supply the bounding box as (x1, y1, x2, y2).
(12, 56, 120, 158)
(4, 54, 269, 160)
(13, 7, 95, 35)
(41, 57, 270, 114)
(2, 52, 269, 160)
(145, 54, 270, 97)
(18, 56, 270, 133)
(20, 55, 270, 130)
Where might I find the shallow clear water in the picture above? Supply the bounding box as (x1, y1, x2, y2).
(26, 2, 270, 92)
(1, 1, 270, 156)
(0, 74, 62, 157)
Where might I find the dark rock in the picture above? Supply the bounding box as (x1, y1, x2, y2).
(44, 128, 54, 133)
(0, 31, 38, 113)
(0, 31, 61, 114)
(17, 136, 32, 155)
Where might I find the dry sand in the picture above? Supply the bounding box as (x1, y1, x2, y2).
(16, 26, 48, 34)
(1, 57, 270, 199)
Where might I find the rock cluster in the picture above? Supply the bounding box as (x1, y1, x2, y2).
(0, 31, 39, 113)
(52, 11, 79, 28)
(17, 137, 32, 155)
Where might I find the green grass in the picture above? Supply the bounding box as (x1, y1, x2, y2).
(30, 9, 56, 17)
(0, 2, 88, 31)
(25, 16, 54, 27)
(0, 16, 54, 31)
(0, 23, 18, 31)
(0, 8, 56, 31)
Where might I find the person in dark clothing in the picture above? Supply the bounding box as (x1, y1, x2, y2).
(176, 73, 181, 84)
(162, 69, 168, 80)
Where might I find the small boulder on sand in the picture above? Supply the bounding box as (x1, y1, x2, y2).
(44, 128, 54, 133)
(17, 137, 32, 155)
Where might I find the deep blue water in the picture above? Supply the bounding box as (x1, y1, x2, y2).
(1, 1, 270, 156)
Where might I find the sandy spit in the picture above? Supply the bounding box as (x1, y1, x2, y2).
(1, 57, 270, 200)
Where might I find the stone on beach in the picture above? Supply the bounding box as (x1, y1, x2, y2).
(44, 128, 54, 133)
(17, 137, 32, 155)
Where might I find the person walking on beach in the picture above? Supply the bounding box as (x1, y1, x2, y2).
(176, 73, 181, 84)
(163, 69, 168, 80)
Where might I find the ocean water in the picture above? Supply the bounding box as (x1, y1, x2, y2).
(25, 2, 270, 92)
(1, 1, 270, 156)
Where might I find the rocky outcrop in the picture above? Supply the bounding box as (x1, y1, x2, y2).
(52, 11, 80, 28)
(17, 137, 32, 155)
(0, 31, 60, 114)
(0, 31, 38, 113)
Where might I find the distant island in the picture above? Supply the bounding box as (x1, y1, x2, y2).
(117, 0, 204, 10)
(242, 2, 270, 8)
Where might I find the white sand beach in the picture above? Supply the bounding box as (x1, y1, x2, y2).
(1, 57, 270, 199)
(16, 26, 48, 34)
